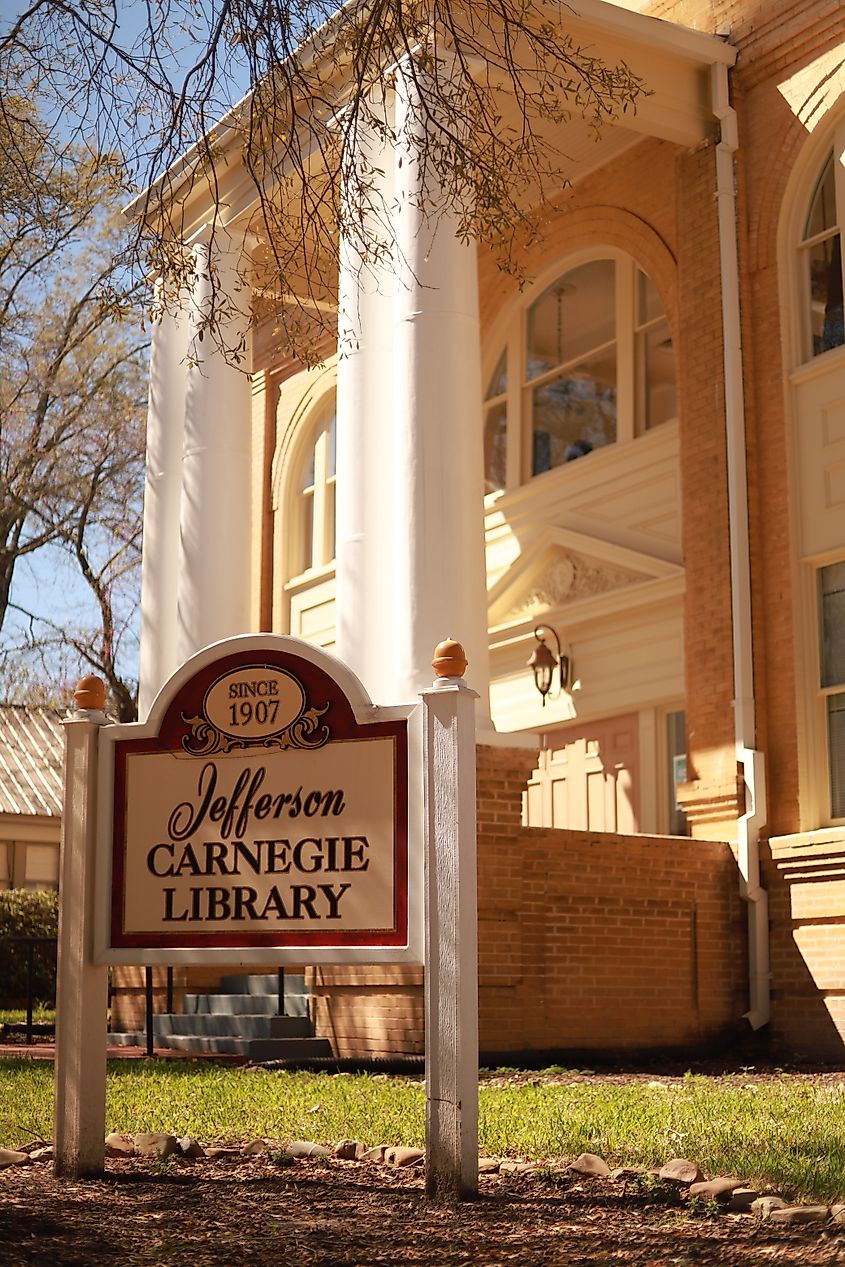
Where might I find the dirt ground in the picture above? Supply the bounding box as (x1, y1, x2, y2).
(2, 1153, 845, 1267)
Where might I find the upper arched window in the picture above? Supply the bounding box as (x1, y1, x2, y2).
(801, 149, 845, 360)
(293, 395, 336, 577)
(483, 253, 676, 494)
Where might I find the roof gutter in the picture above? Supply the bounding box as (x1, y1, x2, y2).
(711, 60, 770, 1031)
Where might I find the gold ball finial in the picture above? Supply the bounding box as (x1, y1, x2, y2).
(74, 675, 107, 712)
(432, 638, 468, 678)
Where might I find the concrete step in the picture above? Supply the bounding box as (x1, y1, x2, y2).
(153, 1033, 333, 1060)
(108, 970, 322, 1060)
(182, 993, 308, 1017)
(152, 1013, 313, 1039)
(218, 972, 306, 996)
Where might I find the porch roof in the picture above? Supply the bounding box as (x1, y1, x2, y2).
(126, 0, 737, 239)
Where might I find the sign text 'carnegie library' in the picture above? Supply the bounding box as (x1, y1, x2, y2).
(143, 757, 373, 923)
(106, 649, 411, 951)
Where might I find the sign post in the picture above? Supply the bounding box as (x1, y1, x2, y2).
(54, 677, 110, 1178)
(422, 640, 479, 1203)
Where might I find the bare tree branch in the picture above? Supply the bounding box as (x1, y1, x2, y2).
(0, 107, 147, 716)
(1, 0, 645, 364)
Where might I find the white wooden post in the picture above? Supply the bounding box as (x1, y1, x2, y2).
(54, 676, 110, 1178)
(421, 639, 479, 1202)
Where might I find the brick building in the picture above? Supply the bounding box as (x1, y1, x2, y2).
(129, 0, 845, 1059)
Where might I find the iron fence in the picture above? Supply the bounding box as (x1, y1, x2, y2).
(0, 935, 58, 1043)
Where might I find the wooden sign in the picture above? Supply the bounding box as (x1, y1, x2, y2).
(93, 637, 422, 964)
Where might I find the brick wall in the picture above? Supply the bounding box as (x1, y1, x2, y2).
(478, 827, 744, 1053)
(476, 747, 746, 1056)
(308, 743, 746, 1058)
(672, 140, 744, 839)
(306, 965, 424, 1058)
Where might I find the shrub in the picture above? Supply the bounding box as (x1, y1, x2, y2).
(0, 889, 59, 1005)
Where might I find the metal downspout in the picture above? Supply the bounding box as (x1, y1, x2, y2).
(711, 62, 770, 1030)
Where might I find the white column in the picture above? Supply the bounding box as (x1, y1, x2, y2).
(392, 62, 491, 711)
(335, 97, 397, 703)
(54, 679, 110, 1178)
(176, 234, 253, 662)
(138, 293, 189, 718)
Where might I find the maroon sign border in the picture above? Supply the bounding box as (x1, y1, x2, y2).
(109, 647, 409, 950)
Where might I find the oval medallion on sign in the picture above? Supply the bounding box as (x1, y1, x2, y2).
(204, 666, 306, 741)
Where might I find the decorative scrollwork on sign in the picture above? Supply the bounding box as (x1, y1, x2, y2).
(181, 703, 331, 756)
(180, 715, 224, 756)
(285, 704, 330, 749)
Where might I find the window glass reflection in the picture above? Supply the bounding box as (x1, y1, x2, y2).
(486, 350, 507, 400)
(526, 260, 615, 381)
(637, 318, 676, 429)
(809, 234, 844, 355)
(484, 402, 507, 494)
(806, 155, 837, 241)
(531, 350, 617, 475)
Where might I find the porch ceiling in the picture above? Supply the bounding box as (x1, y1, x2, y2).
(488, 0, 737, 176)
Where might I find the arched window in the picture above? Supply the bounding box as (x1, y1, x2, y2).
(294, 396, 336, 577)
(483, 253, 676, 494)
(801, 149, 845, 359)
(791, 138, 845, 823)
(783, 131, 845, 825)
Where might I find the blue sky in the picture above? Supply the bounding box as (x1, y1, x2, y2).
(0, 1, 257, 698)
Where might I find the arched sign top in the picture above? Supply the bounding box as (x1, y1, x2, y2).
(146, 638, 377, 755)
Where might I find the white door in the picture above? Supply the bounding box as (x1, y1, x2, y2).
(525, 713, 640, 832)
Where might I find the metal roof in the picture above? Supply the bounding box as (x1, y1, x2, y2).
(0, 706, 64, 819)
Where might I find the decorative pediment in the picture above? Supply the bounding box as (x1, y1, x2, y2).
(488, 527, 683, 628)
(509, 550, 644, 618)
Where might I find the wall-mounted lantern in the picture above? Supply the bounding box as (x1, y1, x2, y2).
(527, 625, 570, 706)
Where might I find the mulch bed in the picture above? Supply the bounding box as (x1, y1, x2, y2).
(2, 1153, 843, 1267)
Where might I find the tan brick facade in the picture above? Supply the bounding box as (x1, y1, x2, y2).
(484, 3, 845, 1056)
(765, 835, 845, 1059)
(123, 0, 845, 1062)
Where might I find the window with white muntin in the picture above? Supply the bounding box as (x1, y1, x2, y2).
(801, 144, 845, 361)
(819, 562, 845, 820)
(483, 252, 676, 495)
(799, 141, 845, 823)
(293, 397, 336, 578)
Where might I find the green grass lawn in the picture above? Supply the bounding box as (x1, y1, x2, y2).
(2, 1061, 844, 1201)
(0, 1007, 55, 1025)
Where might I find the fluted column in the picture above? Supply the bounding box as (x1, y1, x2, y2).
(138, 290, 189, 718)
(335, 96, 397, 703)
(176, 232, 253, 662)
(392, 61, 491, 710)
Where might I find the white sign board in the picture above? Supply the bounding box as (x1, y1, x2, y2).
(94, 636, 423, 964)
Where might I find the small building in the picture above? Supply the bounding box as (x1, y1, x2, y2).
(0, 705, 62, 892)
(128, 0, 845, 1060)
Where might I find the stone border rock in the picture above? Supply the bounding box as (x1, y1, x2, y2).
(5, 1137, 842, 1227)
